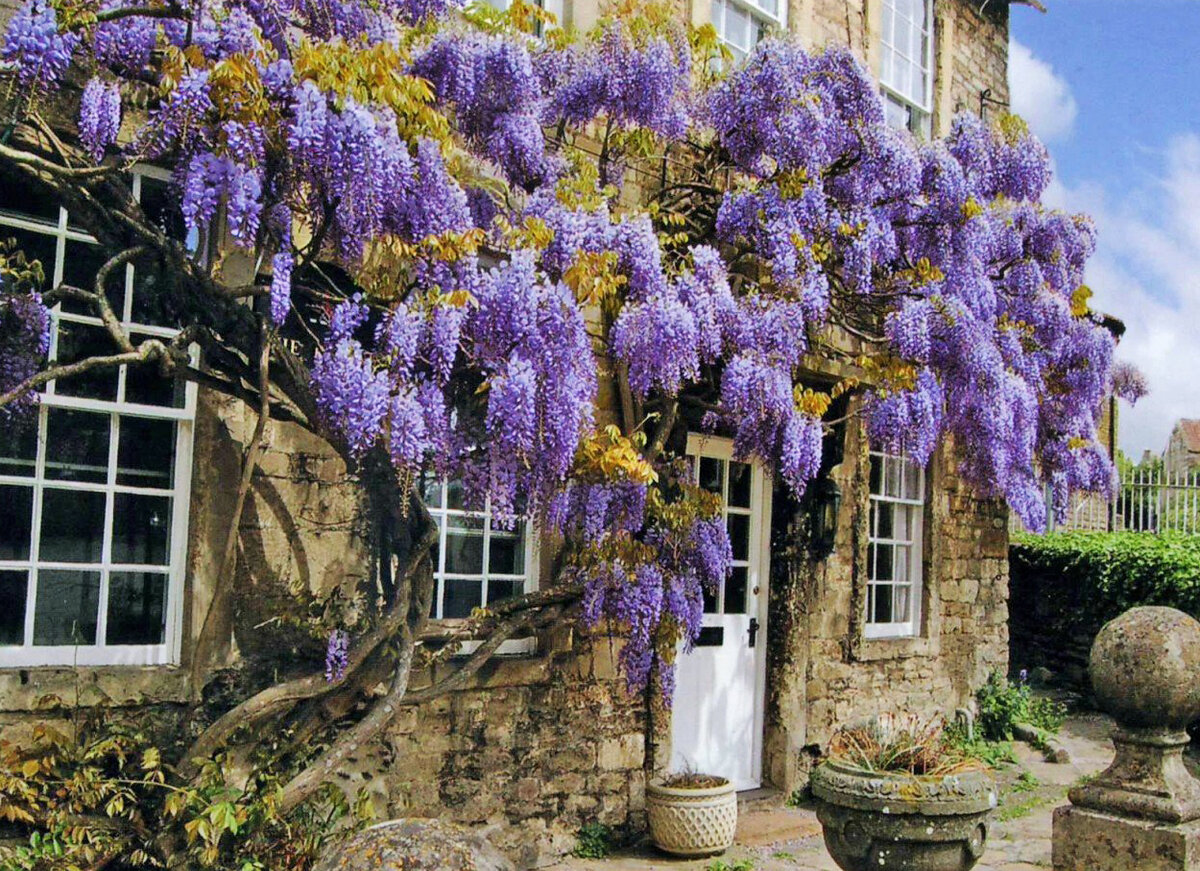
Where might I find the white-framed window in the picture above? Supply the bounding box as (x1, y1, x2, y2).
(0, 169, 197, 668)
(879, 0, 933, 137)
(485, 0, 564, 36)
(420, 475, 535, 629)
(865, 450, 924, 639)
(711, 0, 782, 64)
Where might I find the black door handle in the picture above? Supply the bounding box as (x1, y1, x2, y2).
(748, 617, 759, 648)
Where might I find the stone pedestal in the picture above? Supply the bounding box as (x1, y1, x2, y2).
(1051, 606, 1200, 871)
(1052, 806, 1200, 871)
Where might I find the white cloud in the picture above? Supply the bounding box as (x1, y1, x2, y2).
(1054, 134, 1200, 457)
(1008, 40, 1078, 143)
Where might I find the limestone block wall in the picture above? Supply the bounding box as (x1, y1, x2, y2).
(377, 640, 648, 867)
(763, 410, 1010, 793)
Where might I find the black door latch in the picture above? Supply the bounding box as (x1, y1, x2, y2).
(748, 617, 759, 648)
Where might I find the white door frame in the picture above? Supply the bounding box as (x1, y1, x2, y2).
(677, 433, 772, 789)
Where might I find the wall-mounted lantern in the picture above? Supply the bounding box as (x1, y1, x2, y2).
(808, 475, 842, 559)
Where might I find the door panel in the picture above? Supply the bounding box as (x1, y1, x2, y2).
(670, 437, 770, 790)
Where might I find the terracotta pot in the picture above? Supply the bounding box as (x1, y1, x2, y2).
(810, 760, 998, 871)
(645, 776, 738, 857)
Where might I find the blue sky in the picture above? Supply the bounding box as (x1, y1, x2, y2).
(1008, 1, 1200, 458)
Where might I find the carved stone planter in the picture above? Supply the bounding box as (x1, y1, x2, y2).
(811, 760, 998, 871)
(645, 776, 738, 857)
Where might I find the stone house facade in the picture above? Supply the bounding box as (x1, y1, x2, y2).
(0, 0, 1018, 865)
(1164, 419, 1200, 479)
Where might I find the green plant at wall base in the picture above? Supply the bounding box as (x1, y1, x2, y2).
(0, 711, 373, 871)
(705, 859, 755, 871)
(943, 721, 1017, 768)
(571, 822, 614, 859)
(975, 671, 1066, 741)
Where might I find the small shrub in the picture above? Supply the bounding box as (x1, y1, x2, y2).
(1012, 770, 1040, 793)
(943, 721, 1018, 769)
(975, 671, 1066, 741)
(705, 860, 755, 871)
(571, 822, 613, 859)
(827, 714, 986, 776)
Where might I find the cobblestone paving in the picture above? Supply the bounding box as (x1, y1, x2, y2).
(548, 713, 1118, 871)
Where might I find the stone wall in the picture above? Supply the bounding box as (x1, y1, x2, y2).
(762, 405, 1010, 793)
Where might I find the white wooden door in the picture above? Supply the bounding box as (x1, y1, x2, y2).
(670, 435, 771, 790)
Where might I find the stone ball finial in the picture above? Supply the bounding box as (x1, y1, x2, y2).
(1089, 606, 1200, 731)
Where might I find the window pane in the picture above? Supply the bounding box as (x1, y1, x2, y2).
(872, 583, 893, 624)
(124, 337, 185, 407)
(488, 529, 526, 575)
(138, 176, 187, 242)
(420, 474, 444, 508)
(33, 569, 100, 645)
(893, 503, 910, 541)
(869, 454, 882, 495)
(129, 269, 179, 328)
(703, 582, 718, 614)
(111, 493, 171, 565)
(0, 227, 56, 287)
(443, 579, 481, 617)
(60, 241, 120, 317)
(0, 570, 27, 644)
(725, 566, 748, 614)
(117, 417, 176, 487)
(0, 414, 37, 477)
(728, 462, 752, 508)
(486, 579, 523, 606)
(874, 544, 894, 581)
(903, 460, 921, 501)
(52, 321, 119, 401)
(0, 485, 34, 559)
(0, 171, 58, 222)
(895, 544, 909, 583)
(106, 571, 167, 645)
(876, 502, 894, 540)
(446, 479, 467, 511)
(726, 4, 750, 49)
(895, 584, 911, 623)
(45, 408, 110, 483)
(885, 456, 902, 498)
(728, 512, 750, 561)
(445, 516, 484, 574)
(700, 456, 723, 494)
(39, 488, 106, 563)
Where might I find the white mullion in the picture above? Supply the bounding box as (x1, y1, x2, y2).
(95, 413, 119, 650)
(481, 499, 492, 610)
(166, 411, 193, 662)
(436, 481, 449, 619)
(718, 459, 730, 613)
(22, 404, 49, 647)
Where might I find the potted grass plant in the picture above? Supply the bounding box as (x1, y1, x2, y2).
(810, 714, 997, 871)
(645, 771, 738, 857)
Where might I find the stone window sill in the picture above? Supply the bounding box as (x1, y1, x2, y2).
(0, 665, 190, 713)
(851, 635, 940, 662)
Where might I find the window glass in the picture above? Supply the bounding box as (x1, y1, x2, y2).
(421, 475, 533, 620)
(866, 451, 924, 638)
(879, 0, 932, 137)
(711, 0, 779, 64)
(0, 172, 194, 666)
(0, 571, 27, 645)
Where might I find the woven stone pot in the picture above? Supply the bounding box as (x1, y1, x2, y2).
(811, 760, 998, 871)
(645, 776, 738, 857)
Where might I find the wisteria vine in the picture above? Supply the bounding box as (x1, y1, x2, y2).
(0, 0, 1141, 699)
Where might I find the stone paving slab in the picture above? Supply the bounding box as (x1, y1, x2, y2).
(547, 713, 1122, 871)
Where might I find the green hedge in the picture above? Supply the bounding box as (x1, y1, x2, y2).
(1010, 532, 1200, 632)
